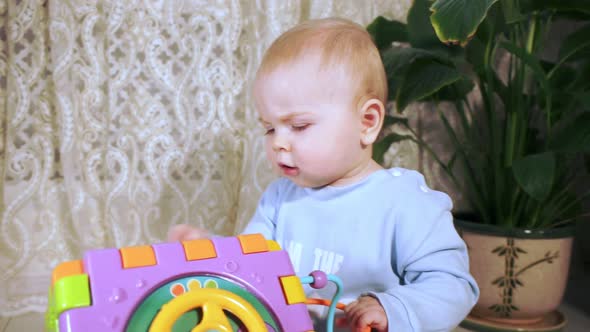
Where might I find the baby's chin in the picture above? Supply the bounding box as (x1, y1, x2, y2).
(289, 175, 336, 189)
(272, 166, 340, 188)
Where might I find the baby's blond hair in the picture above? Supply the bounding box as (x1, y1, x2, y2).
(256, 17, 388, 107)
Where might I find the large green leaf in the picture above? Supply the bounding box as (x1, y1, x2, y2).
(547, 91, 583, 124)
(408, 0, 444, 48)
(558, 24, 590, 63)
(549, 112, 590, 152)
(512, 152, 556, 202)
(382, 47, 452, 74)
(464, 38, 484, 69)
(462, 3, 507, 69)
(396, 59, 463, 111)
(545, 60, 590, 114)
(541, 60, 576, 89)
(521, 0, 590, 14)
(435, 78, 475, 101)
(430, 0, 499, 45)
(367, 16, 408, 50)
(573, 60, 590, 91)
(381, 47, 453, 103)
(578, 93, 590, 110)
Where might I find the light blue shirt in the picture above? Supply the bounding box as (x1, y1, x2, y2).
(243, 167, 479, 332)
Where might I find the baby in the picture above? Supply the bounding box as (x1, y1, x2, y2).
(170, 17, 479, 332)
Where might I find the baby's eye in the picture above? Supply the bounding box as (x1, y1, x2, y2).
(292, 124, 309, 131)
(264, 128, 275, 135)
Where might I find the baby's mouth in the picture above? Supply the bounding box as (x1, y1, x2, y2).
(279, 163, 299, 176)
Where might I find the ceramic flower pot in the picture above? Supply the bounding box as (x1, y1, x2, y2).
(455, 219, 574, 326)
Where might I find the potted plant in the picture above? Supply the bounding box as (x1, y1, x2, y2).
(368, 0, 590, 329)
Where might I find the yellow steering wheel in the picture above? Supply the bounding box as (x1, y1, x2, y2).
(149, 288, 267, 332)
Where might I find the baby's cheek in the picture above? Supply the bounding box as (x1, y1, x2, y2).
(264, 145, 275, 162)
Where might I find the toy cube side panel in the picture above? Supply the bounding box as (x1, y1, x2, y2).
(57, 247, 139, 331)
(151, 237, 314, 331)
(206, 236, 314, 331)
(58, 237, 314, 332)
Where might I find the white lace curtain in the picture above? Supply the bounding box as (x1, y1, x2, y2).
(0, 0, 414, 316)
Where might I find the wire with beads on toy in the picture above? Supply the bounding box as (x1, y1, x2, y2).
(299, 271, 342, 331)
(305, 298, 346, 310)
(300, 271, 372, 332)
(304, 299, 371, 332)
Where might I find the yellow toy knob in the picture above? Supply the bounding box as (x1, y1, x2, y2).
(149, 288, 267, 332)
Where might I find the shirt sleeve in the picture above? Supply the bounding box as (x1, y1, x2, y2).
(369, 171, 479, 331)
(240, 178, 284, 240)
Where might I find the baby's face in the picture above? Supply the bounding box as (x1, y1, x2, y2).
(254, 57, 370, 188)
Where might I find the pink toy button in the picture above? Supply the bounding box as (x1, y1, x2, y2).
(309, 270, 328, 289)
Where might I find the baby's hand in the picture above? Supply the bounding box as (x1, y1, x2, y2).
(344, 295, 388, 332)
(167, 224, 209, 242)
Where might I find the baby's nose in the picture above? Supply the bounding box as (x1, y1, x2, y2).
(272, 134, 291, 152)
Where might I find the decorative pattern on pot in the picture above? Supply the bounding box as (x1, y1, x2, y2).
(489, 238, 560, 318)
(455, 221, 574, 325)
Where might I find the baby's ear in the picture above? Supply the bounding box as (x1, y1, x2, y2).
(360, 98, 385, 146)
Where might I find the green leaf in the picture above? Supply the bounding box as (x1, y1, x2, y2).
(521, 0, 590, 15)
(542, 60, 576, 89)
(500, 40, 551, 112)
(465, 36, 486, 71)
(578, 93, 590, 109)
(512, 152, 556, 202)
(430, 0, 499, 45)
(435, 78, 475, 101)
(367, 16, 408, 50)
(543, 59, 590, 117)
(500, 41, 548, 87)
(396, 59, 463, 111)
(500, 0, 525, 24)
(573, 61, 590, 91)
(558, 24, 590, 63)
(381, 47, 453, 103)
(408, 0, 444, 48)
(373, 133, 413, 165)
(549, 112, 590, 152)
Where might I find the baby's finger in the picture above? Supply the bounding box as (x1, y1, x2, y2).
(167, 224, 189, 241)
(357, 310, 378, 327)
(346, 306, 367, 328)
(344, 300, 359, 315)
(335, 317, 349, 328)
(186, 229, 208, 240)
(167, 224, 207, 241)
(350, 306, 377, 329)
(353, 325, 373, 332)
